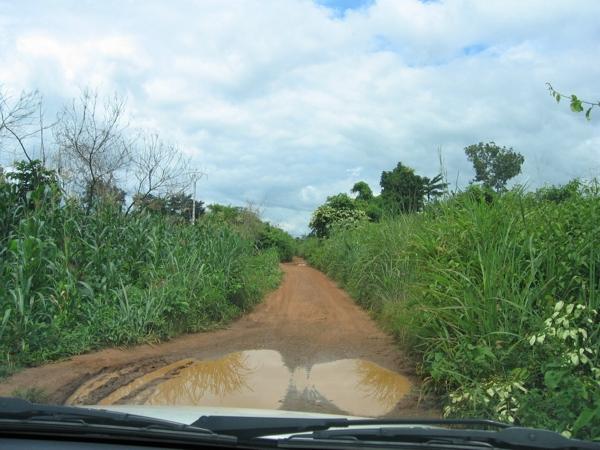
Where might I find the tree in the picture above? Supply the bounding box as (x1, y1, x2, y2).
(547, 83, 598, 120)
(363, 198, 384, 222)
(6, 159, 59, 206)
(256, 224, 296, 262)
(165, 192, 205, 221)
(309, 193, 367, 237)
(126, 133, 190, 214)
(325, 193, 355, 210)
(422, 173, 448, 201)
(351, 181, 373, 201)
(380, 162, 425, 213)
(85, 179, 126, 209)
(464, 142, 524, 192)
(132, 193, 167, 214)
(54, 89, 131, 209)
(0, 88, 49, 163)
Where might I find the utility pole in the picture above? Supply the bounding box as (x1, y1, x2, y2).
(189, 171, 202, 224)
(192, 176, 197, 224)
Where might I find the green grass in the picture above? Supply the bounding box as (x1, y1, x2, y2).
(0, 178, 282, 376)
(301, 184, 600, 439)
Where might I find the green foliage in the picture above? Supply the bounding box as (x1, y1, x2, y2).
(0, 161, 282, 372)
(204, 204, 294, 262)
(422, 173, 448, 201)
(6, 160, 59, 205)
(309, 194, 368, 237)
(257, 224, 296, 262)
(362, 199, 384, 222)
(547, 83, 598, 120)
(351, 181, 373, 201)
(302, 182, 600, 439)
(535, 179, 581, 203)
(133, 192, 205, 221)
(85, 179, 126, 210)
(165, 192, 205, 220)
(465, 142, 524, 192)
(132, 193, 167, 214)
(206, 204, 263, 240)
(380, 162, 426, 213)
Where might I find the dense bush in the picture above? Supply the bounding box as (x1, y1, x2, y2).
(0, 164, 282, 375)
(302, 183, 600, 439)
(257, 224, 296, 262)
(203, 204, 295, 261)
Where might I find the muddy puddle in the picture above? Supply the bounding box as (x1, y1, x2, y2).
(68, 350, 413, 417)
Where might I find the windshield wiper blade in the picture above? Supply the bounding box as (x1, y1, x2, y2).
(192, 416, 509, 440)
(301, 426, 600, 450)
(0, 397, 220, 437)
(193, 416, 599, 450)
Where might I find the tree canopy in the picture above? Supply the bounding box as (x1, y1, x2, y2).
(464, 142, 524, 192)
(380, 162, 426, 213)
(351, 181, 373, 201)
(309, 193, 367, 237)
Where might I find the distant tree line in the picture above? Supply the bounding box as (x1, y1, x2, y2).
(310, 142, 524, 237)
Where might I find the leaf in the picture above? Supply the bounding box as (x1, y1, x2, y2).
(572, 405, 600, 434)
(544, 369, 565, 390)
(570, 95, 584, 113)
(555, 92, 560, 103)
(585, 107, 592, 121)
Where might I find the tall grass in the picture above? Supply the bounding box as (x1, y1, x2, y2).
(302, 184, 600, 439)
(0, 178, 282, 375)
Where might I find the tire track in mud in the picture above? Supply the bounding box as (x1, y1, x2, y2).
(0, 259, 439, 417)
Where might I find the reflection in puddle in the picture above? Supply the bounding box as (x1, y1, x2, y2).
(139, 350, 289, 409)
(76, 350, 413, 417)
(301, 359, 412, 416)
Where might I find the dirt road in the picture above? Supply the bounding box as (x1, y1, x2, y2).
(0, 259, 438, 417)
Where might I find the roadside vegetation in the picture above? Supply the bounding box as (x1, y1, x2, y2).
(302, 144, 600, 439)
(0, 88, 294, 377)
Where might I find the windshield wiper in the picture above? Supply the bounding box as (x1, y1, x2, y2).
(0, 397, 235, 443)
(192, 416, 508, 439)
(296, 425, 600, 450)
(193, 416, 599, 450)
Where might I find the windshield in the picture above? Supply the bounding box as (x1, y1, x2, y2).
(0, 0, 598, 445)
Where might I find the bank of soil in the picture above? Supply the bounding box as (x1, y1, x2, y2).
(0, 259, 439, 417)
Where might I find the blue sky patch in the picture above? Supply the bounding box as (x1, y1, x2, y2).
(462, 43, 488, 56)
(315, 0, 374, 17)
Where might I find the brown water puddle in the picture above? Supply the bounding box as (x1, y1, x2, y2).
(68, 350, 413, 417)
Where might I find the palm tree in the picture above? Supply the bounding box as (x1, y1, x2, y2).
(422, 173, 448, 202)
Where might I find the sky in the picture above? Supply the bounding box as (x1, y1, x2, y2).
(0, 0, 599, 235)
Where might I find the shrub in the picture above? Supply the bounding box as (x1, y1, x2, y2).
(257, 224, 296, 262)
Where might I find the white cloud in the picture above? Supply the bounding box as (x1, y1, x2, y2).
(1, 0, 599, 234)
